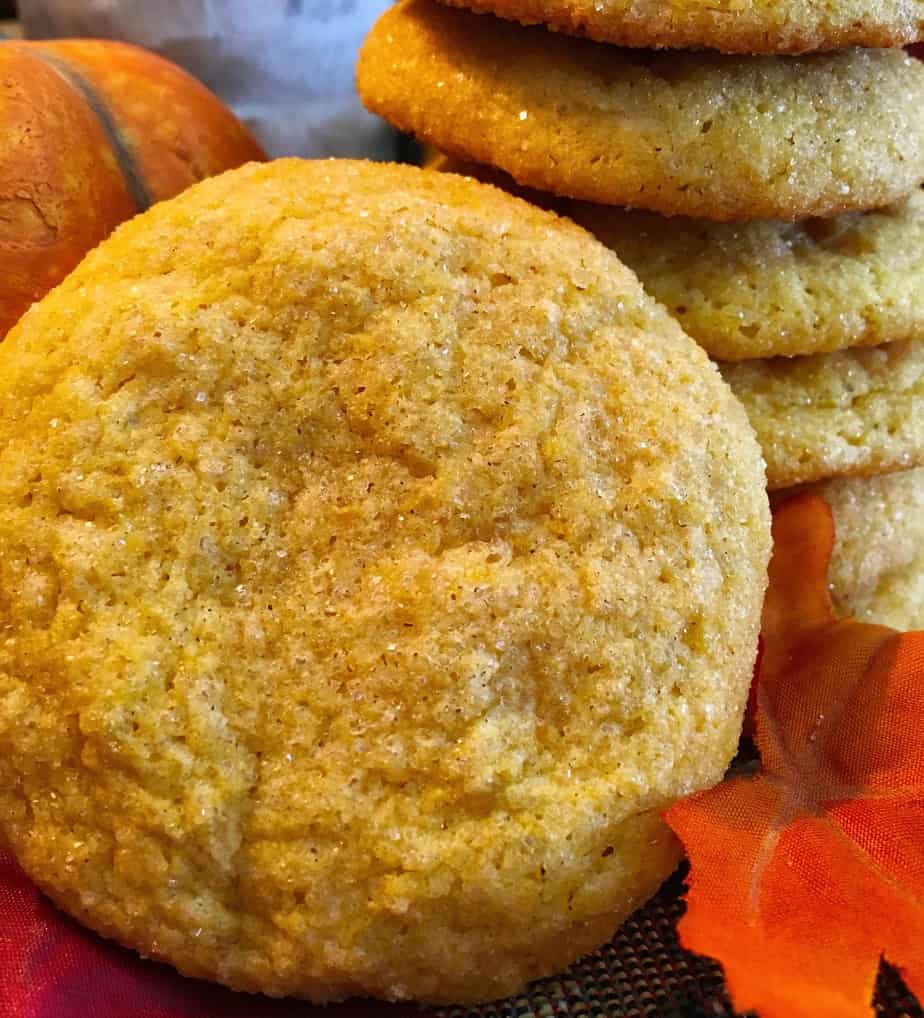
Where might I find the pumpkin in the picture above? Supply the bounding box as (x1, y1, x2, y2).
(0, 38, 266, 338)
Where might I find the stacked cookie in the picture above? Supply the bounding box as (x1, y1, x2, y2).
(357, 1, 924, 628)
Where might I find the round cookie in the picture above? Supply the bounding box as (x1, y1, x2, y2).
(428, 157, 924, 360)
(721, 340, 924, 490)
(0, 159, 770, 1004)
(839, 557, 924, 630)
(772, 468, 924, 612)
(567, 191, 924, 361)
(438, 0, 924, 55)
(358, 0, 924, 222)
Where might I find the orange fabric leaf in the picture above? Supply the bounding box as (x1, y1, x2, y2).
(664, 492, 924, 1018)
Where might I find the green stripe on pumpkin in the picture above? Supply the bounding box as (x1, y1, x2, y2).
(30, 47, 152, 214)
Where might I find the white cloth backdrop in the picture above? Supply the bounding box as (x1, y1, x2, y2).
(18, 0, 400, 160)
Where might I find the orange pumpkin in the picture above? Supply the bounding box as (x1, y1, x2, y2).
(0, 38, 266, 338)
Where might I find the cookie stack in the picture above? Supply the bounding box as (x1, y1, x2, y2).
(357, 1, 924, 628)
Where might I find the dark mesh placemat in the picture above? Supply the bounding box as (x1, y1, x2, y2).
(431, 867, 922, 1018)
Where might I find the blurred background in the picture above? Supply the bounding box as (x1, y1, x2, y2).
(1, 0, 405, 160)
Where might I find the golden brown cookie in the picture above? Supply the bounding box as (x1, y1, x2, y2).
(0, 159, 770, 1004)
(438, 0, 924, 55)
(567, 191, 924, 361)
(773, 468, 924, 618)
(358, 0, 924, 222)
(722, 341, 924, 490)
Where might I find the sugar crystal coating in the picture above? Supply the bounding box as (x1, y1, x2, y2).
(722, 341, 924, 489)
(358, 1, 924, 222)
(0, 158, 770, 1004)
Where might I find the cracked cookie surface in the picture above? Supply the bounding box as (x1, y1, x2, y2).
(722, 340, 924, 489)
(0, 158, 769, 1004)
(567, 191, 924, 361)
(427, 158, 924, 360)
